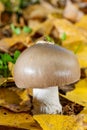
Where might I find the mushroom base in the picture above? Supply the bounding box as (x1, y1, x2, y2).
(33, 86, 62, 114)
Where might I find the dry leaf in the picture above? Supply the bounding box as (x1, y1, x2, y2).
(0, 108, 42, 130)
(1, 33, 33, 51)
(23, 3, 61, 20)
(63, 0, 84, 22)
(65, 79, 87, 107)
(0, 40, 10, 53)
(75, 15, 87, 30)
(8, 62, 14, 76)
(30, 18, 53, 39)
(77, 45, 87, 68)
(0, 78, 7, 86)
(34, 114, 87, 130)
(53, 18, 87, 45)
(66, 44, 87, 68)
(0, 87, 31, 112)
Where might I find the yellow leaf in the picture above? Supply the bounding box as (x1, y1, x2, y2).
(0, 34, 33, 54)
(34, 114, 87, 130)
(0, 108, 41, 130)
(4, 33, 32, 47)
(8, 62, 14, 77)
(30, 18, 53, 37)
(77, 45, 87, 68)
(75, 15, 87, 30)
(34, 114, 76, 130)
(0, 87, 31, 112)
(0, 78, 7, 86)
(63, 43, 87, 68)
(53, 19, 87, 46)
(65, 79, 87, 107)
(80, 107, 87, 114)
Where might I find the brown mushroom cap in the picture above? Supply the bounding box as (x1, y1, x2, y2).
(14, 42, 80, 88)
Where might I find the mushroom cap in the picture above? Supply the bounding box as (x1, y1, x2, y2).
(14, 42, 80, 88)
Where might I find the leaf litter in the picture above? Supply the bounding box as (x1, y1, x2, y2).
(0, 0, 87, 129)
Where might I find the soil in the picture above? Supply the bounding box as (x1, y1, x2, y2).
(60, 95, 84, 115)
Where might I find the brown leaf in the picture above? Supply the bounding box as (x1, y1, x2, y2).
(0, 87, 31, 112)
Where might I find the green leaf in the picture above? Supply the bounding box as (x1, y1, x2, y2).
(0, 51, 20, 77)
(13, 50, 21, 63)
(14, 27, 21, 35)
(61, 32, 67, 41)
(0, 52, 14, 77)
(0, 60, 3, 69)
(10, 24, 15, 31)
(23, 26, 32, 33)
(3, 53, 13, 64)
(45, 35, 54, 42)
(0, 60, 3, 65)
(74, 43, 81, 54)
(10, 24, 21, 35)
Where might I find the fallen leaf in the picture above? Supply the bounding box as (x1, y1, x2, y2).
(0, 78, 7, 86)
(77, 45, 87, 68)
(60, 42, 87, 68)
(34, 114, 87, 130)
(0, 40, 10, 53)
(30, 18, 53, 39)
(75, 15, 87, 30)
(8, 62, 14, 76)
(0, 87, 31, 112)
(53, 18, 87, 45)
(0, 33, 33, 52)
(0, 108, 42, 130)
(80, 107, 87, 114)
(65, 79, 87, 107)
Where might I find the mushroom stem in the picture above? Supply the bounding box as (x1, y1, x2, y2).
(33, 86, 62, 114)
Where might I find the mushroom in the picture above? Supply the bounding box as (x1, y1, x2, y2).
(14, 41, 80, 114)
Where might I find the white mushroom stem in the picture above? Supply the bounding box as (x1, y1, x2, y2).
(33, 86, 62, 114)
